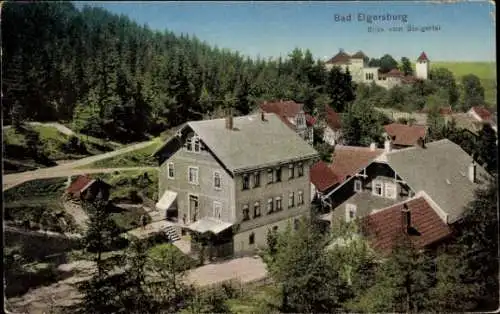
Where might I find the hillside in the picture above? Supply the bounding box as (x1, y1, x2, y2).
(3, 124, 120, 174)
(413, 61, 496, 107)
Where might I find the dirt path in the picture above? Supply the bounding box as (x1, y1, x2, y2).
(3, 166, 158, 191)
(62, 201, 89, 232)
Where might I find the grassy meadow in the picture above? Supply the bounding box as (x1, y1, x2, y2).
(415, 61, 496, 107)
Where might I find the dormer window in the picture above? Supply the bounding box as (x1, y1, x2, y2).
(194, 137, 200, 152)
(186, 138, 192, 151)
(354, 180, 362, 192)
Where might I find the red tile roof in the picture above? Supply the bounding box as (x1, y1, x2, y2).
(361, 197, 453, 252)
(386, 69, 404, 77)
(326, 50, 352, 64)
(310, 161, 339, 192)
(325, 106, 342, 130)
(260, 100, 303, 118)
(383, 123, 427, 146)
(329, 146, 384, 185)
(417, 52, 429, 62)
(471, 106, 492, 121)
(66, 175, 94, 194)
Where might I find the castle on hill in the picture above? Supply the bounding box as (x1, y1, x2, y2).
(325, 50, 430, 89)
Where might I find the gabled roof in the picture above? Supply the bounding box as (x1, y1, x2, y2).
(417, 52, 429, 62)
(329, 145, 385, 186)
(383, 123, 427, 146)
(66, 175, 95, 194)
(450, 113, 487, 136)
(325, 106, 342, 130)
(310, 161, 339, 192)
(470, 106, 492, 121)
(361, 194, 452, 252)
(386, 69, 404, 77)
(326, 50, 352, 64)
(260, 100, 303, 118)
(385, 139, 490, 223)
(157, 113, 319, 174)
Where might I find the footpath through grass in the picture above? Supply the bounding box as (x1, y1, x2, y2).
(3, 124, 121, 174)
(86, 139, 162, 169)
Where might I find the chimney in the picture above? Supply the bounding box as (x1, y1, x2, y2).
(225, 108, 233, 130)
(416, 137, 426, 148)
(369, 142, 377, 151)
(402, 203, 411, 234)
(468, 161, 476, 183)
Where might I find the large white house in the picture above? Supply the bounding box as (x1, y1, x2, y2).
(325, 50, 430, 89)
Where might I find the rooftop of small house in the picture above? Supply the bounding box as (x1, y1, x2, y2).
(310, 145, 384, 191)
(66, 175, 95, 194)
(156, 113, 319, 174)
(470, 106, 493, 121)
(383, 123, 427, 146)
(260, 100, 316, 128)
(310, 160, 339, 193)
(385, 139, 490, 223)
(449, 113, 487, 136)
(361, 192, 452, 253)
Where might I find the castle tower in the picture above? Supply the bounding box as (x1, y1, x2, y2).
(415, 52, 430, 80)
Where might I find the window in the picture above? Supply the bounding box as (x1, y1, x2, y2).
(242, 174, 250, 190)
(186, 137, 193, 151)
(345, 204, 357, 222)
(249, 233, 255, 245)
(354, 179, 362, 192)
(275, 197, 282, 211)
(384, 182, 397, 199)
(242, 204, 250, 221)
(275, 167, 282, 182)
(194, 137, 200, 152)
(253, 172, 260, 188)
(213, 201, 222, 220)
(267, 198, 274, 213)
(288, 164, 295, 179)
(213, 171, 221, 189)
(167, 162, 175, 179)
(254, 202, 261, 218)
(267, 168, 274, 184)
(372, 181, 383, 196)
(297, 191, 304, 205)
(288, 192, 295, 208)
(188, 167, 199, 185)
(297, 163, 304, 177)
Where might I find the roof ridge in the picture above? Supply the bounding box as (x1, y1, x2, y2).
(369, 194, 425, 215)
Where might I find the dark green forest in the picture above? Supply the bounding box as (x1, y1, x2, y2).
(3, 1, 357, 143)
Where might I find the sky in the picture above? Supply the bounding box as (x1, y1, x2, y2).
(73, 1, 496, 62)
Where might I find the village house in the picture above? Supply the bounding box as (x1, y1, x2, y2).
(153, 111, 319, 259)
(64, 175, 111, 202)
(360, 192, 453, 253)
(325, 50, 429, 89)
(383, 123, 427, 149)
(312, 138, 490, 237)
(321, 105, 343, 146)
(259, 100, 315, 145)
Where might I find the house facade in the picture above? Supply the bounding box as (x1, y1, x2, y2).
(322, 106, 343, 146)
(153, 112, 319, 259)
(259, 100, 315, 145)
(317, 138, 489, 231)
(325, 50, 430, 89)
